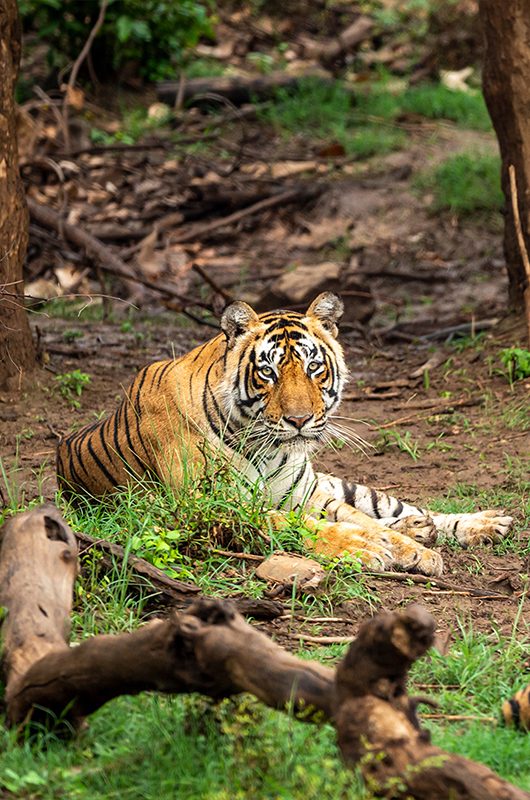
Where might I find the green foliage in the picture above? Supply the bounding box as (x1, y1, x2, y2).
(260, 78, 406, 158)
(376, 428, 421, 461)
(415, 152, 503, 215)
(54, 370, 91, 409)
(400, 84, 492, 130)
(19, 0, 213, 82)
(499, 347, 530, 384)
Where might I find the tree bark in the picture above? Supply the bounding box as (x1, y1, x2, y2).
(0, 0, 34, 389)
(480, 0, 530, 316)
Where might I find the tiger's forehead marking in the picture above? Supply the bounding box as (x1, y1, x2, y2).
(255, 325, 320, 365)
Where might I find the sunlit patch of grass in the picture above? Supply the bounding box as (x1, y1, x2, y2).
(415, 152, 503, 215)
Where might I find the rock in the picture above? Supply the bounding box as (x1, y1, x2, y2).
(255, 553, 326, 590)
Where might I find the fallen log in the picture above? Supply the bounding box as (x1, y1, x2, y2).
(1, 506, 528, 800)
(156, 69, 333, 107)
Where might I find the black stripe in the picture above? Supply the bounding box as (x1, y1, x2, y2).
(98, 420, 120, 481)
(155, 360, 175, 389)
(370, 488, 381, 519)
(508, 698, 521, 729)
(394, 500, 404, 518)
(112, 402, 129, 466)
(122, 402, 147, 473)
(87, 437, 119, 488)
(342, 479, 357, 508)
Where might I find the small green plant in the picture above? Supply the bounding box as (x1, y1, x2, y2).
(378, 428, 421, 461)
(499, 347, 530, 385)
(62, 329, 84, 343)
(55, 370, 91, 409)
(400, 84, 492, 131)
(415, 152, 503, 216)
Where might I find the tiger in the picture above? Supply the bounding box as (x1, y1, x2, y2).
(56, 292, 513, 575)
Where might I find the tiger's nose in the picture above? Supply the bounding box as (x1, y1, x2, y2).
(284, 414, 312, 429)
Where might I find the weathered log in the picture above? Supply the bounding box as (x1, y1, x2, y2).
(335, 605, 530, 800)
(156, 69, 332, 107)
(0, 505, 78, 708)
(300, 15, 374, 66)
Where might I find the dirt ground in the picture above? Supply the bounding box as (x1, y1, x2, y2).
(3, 111, 529, 649)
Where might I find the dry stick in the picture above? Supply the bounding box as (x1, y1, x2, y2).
(26, 199, 216, 326)
(369, 396, 482, 430)
(365, 570, 507, 600)
(62, 0, 109, 154)
(1, 508, 528, 800)
(170, 186, 322, 245)
(289, 634, 355, 644)
(192, 261, 233, 302)
(508, 164, 530, 346)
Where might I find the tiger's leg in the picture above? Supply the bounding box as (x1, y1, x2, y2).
(315, 473, 513, 548)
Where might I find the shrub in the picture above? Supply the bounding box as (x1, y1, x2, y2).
(415, 152, 503, 215)
(19, 0, 213, 82)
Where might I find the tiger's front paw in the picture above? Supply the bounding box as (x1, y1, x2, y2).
(382, 530, 444, 576)
(439, 510, 513, 547)
(384, 514, 437, 547)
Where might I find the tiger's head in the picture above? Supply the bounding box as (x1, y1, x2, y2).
(220, 292, 348, 450)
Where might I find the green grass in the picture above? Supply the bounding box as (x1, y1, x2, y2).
(399, 83, 492, 130)
(415, 152, 503, 215)
(260, 78, 492, 160)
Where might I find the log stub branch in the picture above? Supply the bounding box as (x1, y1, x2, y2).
(0, 505, 78, 710)
(334, 605, 530, 800)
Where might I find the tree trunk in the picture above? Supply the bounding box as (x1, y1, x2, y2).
(480, 0, 530, 312)
(0, 0, 34, 389)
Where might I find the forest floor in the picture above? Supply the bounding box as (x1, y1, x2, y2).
(2, 35, 530, 796)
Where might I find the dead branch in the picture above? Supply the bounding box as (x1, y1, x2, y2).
(26, 198, 214, 322)
(300, 15, 374, 66)
(508, 164, 530, 345)
(369, 396, 483, 429)
(74, 528, 284, 620)
(62, 0, 109, 153)
(170, 186, 324, 245)
(334, 606, 529, 800)
(365, 570, 508, 599)
(1, 507, 528, 800)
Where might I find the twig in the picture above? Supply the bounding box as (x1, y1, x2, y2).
(421, 713, 496, 723)
(370, 396, 482, 430)
(365, 570, 506, 599)
(62, 0, 109, 153)
(213, 550, 265, 563)
(192, 261, 233, 302)
(27, 198, 217, 327)
(171, 186, 323, 245)
(290, 633, 355, 644)
(508, 164, 530, 345)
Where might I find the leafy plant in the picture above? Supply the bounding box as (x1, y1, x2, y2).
(19, 0, 213, 82)
(54, 370, 91, 409)
(377, 428, 421, 461)
(499, 347, 530, 385)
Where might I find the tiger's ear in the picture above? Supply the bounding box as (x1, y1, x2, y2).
(305, 292, 344, 338)
(221, 301, 259, 348)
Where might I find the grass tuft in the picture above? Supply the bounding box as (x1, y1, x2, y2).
(415, 152, 503, 215)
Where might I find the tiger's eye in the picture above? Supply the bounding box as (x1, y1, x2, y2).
(307, 360, 321, 373)
(259, 365, 274, 378)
